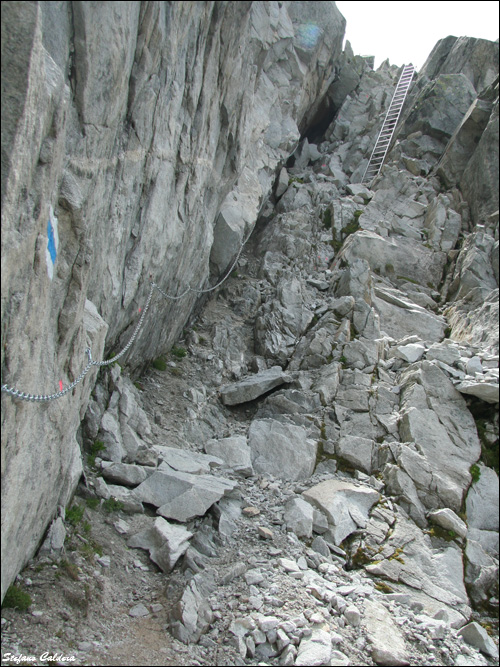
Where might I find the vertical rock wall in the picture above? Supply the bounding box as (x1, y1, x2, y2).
(1, 0, 345, 600)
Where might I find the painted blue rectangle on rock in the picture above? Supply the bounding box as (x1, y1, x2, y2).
(47, 219, 57, 264)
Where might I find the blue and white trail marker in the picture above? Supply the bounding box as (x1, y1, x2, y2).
(46, 206, 59, 280)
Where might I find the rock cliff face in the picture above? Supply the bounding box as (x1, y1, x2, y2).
(1, 6, 498, 661)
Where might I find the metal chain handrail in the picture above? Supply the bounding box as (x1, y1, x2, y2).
(1, 227, 253, 402)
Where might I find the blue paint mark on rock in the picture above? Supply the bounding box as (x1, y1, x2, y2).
(46, 207, 59, 280)
(47, 220, 57, 263)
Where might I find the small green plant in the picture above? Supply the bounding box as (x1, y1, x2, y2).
(60, 559, 80, 581)
(88, 440, 106, 468)
(385, 263, 395, 274)
(388, 547, 405, 563)
(339, 355, 347, 365)
(330, 228, 342, 253)
(2, 584, 32, 610)
(320, 422, 327, 441)
(322, 208, 333, 230)
(470, 464, 481, 484)
(351, 546, 376, 567)
(79, 539, 103, 561)
(85, 497, 100, 510)
(475, 418, 499, 472)
(134, 381, 144, 391)
(444, 326, 452, 339)
(171, 346, 187, 359)
(342, 219, 360, 237)
(66, 504, 84, 526)
(102, 497, 124, 513)
(397, 276, 420, 285)
(152, 357, 167, 371)
(375, 581, 395, 594)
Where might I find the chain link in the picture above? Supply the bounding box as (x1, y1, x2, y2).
(1, 230, 252, 402)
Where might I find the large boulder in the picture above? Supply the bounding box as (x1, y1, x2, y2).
(302, 479, 380, 545)
(248, 419, 318, 481)
(339, 231, 446, 291)
(128, 517, 193, 572)
(133, 470, 238, 522)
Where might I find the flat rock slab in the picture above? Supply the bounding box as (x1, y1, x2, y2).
(295, 629, 332, 666)
(395, 343, 426, 363)
(363, 599, 410, 665)
(302, 479, 379, 545)
(455, 380, 499, 404)
(220, 366, 291, 405)
(128, 517, 193, 572)
(133, 470, 238, 522)
(155, 446, 224, 475)
(248, 419, 317, 481)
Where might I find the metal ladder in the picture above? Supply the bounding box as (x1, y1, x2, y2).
(361, 64, 415, 184)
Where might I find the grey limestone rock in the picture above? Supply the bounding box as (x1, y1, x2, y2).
(295, 628, 332, 666)
(457, 622, 499, 659)
(101, 462, 150, 487)
(303, 480, 380, 546)
(155, 446, 224, 475)
(132, 469, 238, 522)
(363, 599, 410, 666)
(427, 508, 468, 539)
(465, 466, 499, 532)
(39, 517, 66, 555)
(128, 517, 193, 573)
(205, 436, 253, 477)
(248, 419, 318, 481)
(220, 366, 292, 406)
(170, 569, 217, 644)
(455, 380, 499, 404)
(336, 435, 376, 475)
(284, 497, 315, 538)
